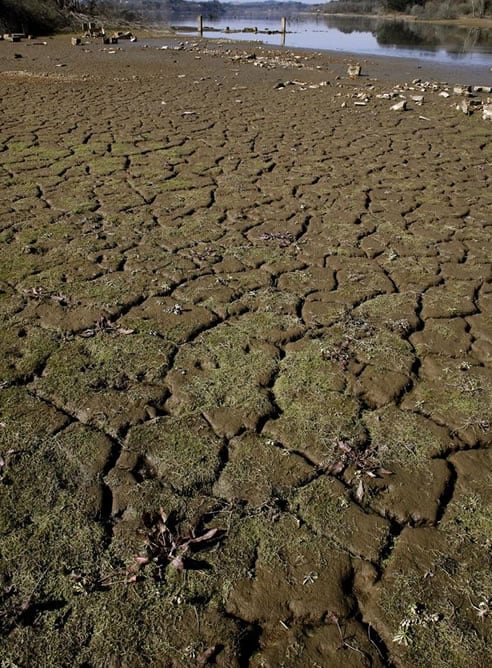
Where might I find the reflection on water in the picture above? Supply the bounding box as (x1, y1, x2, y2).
(168, 11, 492, 65)
(323, 14, 492, 55)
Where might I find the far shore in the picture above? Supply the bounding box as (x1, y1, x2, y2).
(303, 10, 492, 30)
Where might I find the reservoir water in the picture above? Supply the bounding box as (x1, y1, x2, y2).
(170, 13, 492, 68)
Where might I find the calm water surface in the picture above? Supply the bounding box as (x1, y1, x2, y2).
(173, 14, 492, 67)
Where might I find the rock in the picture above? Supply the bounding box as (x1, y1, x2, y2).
(473, 85, 492, 93)
(469, 99, 483, 109)
(390, 99, 406, 111)
(483, 104, 492, 121)
(453, 85, 470, 95)
(347, 63, 361, 78)
(410, 94, 424, 105)
(458, 99, 471, 115)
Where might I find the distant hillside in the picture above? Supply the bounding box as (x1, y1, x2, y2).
(313, 0, 492, 19)
(0, 1, 227, 35)
(0, 0, 76, 35)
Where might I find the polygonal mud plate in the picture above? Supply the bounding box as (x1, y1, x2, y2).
(402, 356, 492, 446)
(357, 526, 492, 668)
(264, 336, 364, 464)
(0, 387, 69, 451)
(213, 432, 312, 506)
(226, 515, 354, 627)
(166, 319, 281, 436)
(293, 475, 390, 562)
(32, 334, 174, 436)
(122, 414, 224, 494)
(118, 296, 218, 343)
(0, 325, 59, 385)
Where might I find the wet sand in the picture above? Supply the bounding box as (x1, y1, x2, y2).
(0, 33, 491, 667)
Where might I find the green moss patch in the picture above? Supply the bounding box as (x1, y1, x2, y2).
(0, 325, 59, 386)
(293, 475, 390, 561)
(402, 356, 492, 446)
(122, 414, 224, 495)
(31, 334, 174, 436)
(213, 433, 312, 507)
(265, 335, 364, 464)
(119, 296, 217, 343)
(166, 319, 280, 435)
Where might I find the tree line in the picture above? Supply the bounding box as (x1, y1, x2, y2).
(316, 0, 491, 19)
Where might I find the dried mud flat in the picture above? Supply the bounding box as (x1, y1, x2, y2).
(0, 33, 491, 667)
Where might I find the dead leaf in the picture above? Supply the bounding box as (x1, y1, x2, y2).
(327, 460, 345, 475)
(338, 440, 352, 454)
(197, 645, 219, 667)
(134, 556, 149, 565)
(355, 479, 364, 503)
(187, 527, 219, 545)
(170, 555, 185, 571)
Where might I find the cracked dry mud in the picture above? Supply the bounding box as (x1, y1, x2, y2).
(0, 35, 491, 667)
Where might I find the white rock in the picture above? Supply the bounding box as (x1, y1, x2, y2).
(483, 104, 492, 121)
(390, 99, 406, 111)
(347, 63, 361, 78)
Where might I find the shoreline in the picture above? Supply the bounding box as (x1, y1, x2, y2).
(120, 13, 492, 83)
(129, 30, 492, 85)
(304, 10, 492, 30)
(5, 27, 492, 87)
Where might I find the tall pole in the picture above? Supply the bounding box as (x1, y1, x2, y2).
(198, 16, 203, 36)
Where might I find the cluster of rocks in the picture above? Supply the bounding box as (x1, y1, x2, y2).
(1, 33, 26, 43)
(384, 79, 492, 120)
(228, 48, 318, 70)
(343, 70, 492, 120)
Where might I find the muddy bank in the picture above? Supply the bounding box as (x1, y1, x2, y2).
(0, 34, 491, 667)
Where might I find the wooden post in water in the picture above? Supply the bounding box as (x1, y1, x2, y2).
(281, 17, 287, 34)
(197, 15, 203, 36)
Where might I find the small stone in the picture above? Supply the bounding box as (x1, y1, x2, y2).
(347, 63, 361, 78)
(482, 104, 492, 121)
(390, 99, 406, 111)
